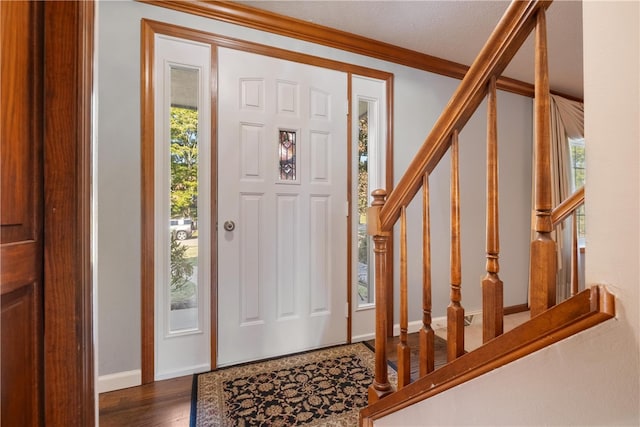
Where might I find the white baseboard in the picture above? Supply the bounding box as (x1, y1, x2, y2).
(97, 369, 141, 394)
(352, 333, 375, 342)
(352, 315, 449, 343)
(155, 363, 210, 381)
(392, 319, 425, 336)
(352, 311, 484, 343)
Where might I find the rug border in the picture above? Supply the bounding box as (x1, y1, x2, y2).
(189, 373, 198, 427)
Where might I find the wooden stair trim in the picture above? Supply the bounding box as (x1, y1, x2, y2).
(552, 186, 585, 226)
(359, 286, 615, 426)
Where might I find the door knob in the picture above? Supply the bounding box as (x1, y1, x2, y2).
(223, 220, 236, 231)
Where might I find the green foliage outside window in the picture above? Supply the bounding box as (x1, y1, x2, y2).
(170, 233, 194, 293)
(170, 106, 199, 221)
(357, 114, 371, 303)
(169, 106, 198, 309)
(358, 116, 369, 220)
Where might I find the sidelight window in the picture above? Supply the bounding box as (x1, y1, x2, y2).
(352, 75, 386, 310)
(151, 33, 212, 380)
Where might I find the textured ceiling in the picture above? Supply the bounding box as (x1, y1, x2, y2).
(238, 1, 583, 99)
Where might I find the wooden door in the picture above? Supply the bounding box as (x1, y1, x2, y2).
(217, 48, 348, 366)
(1, 2, 95, 425)
(1, 1, 44, 425)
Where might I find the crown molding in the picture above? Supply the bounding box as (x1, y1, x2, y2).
(139, 0, 583, 102)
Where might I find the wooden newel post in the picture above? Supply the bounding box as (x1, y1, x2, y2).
(367, 189, 394, 402)
(530, 8, 557, 317)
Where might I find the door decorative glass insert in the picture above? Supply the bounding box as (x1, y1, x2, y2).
(279, 130, 297, 181)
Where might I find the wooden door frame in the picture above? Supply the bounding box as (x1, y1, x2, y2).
(42, 1, 95, 424)
(140, 19, 393, 383)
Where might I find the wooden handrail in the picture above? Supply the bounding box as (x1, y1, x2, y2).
(378, 0, 552, 232)
(360, 286, 615, 426)
(552, 186, 585, 226)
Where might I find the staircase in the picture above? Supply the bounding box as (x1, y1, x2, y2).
(360, 1, 615, 424)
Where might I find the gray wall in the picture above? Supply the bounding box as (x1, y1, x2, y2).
(396, 86, 532, 323)
(97, 0, 532, 376)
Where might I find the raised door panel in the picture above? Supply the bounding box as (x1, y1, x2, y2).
(1, 283, 41, 427)
(0, 0, 41, 243)
(0, 1, 44, 426)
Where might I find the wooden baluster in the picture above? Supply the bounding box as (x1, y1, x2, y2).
(530, 8, 557, 317)
(570, 212, 579, 296)
(367, 189, 394, 402)
(482, 76, 504, 343)
(419, 174, 435, 376)
(397, 205, 410, 388)
(447, 130, 465, 361)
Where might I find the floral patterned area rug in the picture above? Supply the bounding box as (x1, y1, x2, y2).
(190, 343, 397, 426)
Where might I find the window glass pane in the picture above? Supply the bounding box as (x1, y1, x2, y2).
(169, 67, 199, 331)
(569, 137, 586, 239)
(357, 100, 374, 306)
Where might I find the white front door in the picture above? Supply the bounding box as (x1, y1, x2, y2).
(217, 48, 348, 366)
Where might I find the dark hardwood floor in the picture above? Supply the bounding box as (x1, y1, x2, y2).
(98, 334, 448, 426)
(366, 332, 448, 382)
(99, 375, 193, 426)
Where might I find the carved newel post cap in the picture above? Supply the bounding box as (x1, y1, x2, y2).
(370, 189, 387, 207)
